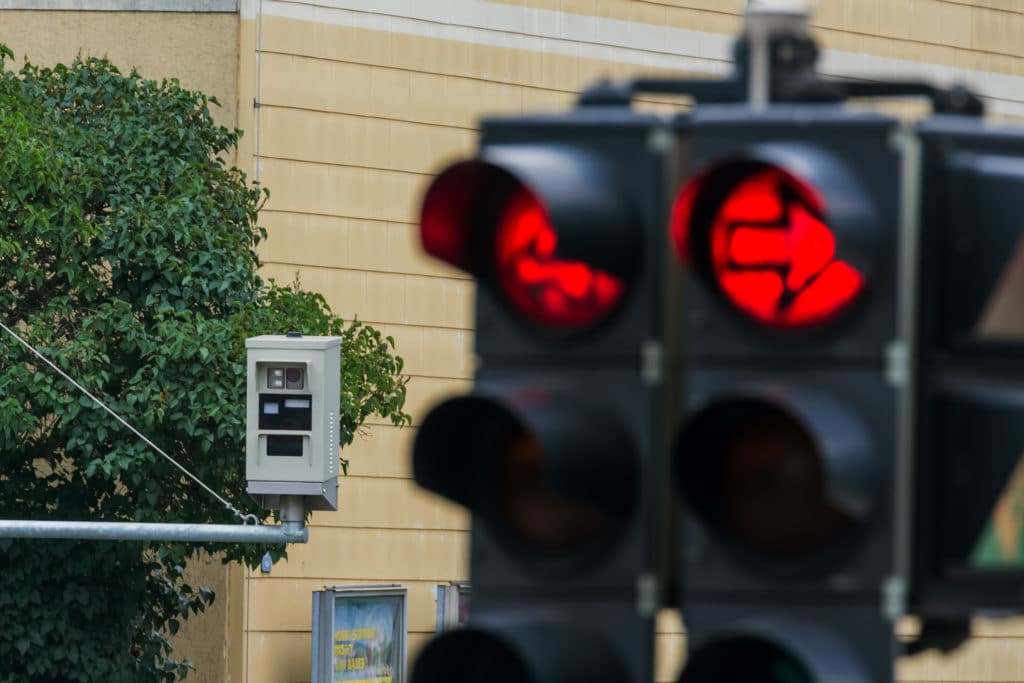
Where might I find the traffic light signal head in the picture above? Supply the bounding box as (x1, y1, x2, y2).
(411, 110, 670, 683)
(672, 118, 900, 357)
(671, 149, 874, 329)
(670, 109, 903, 683)
(912, 118, 1024, 615)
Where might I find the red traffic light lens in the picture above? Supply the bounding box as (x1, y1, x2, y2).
(673, 164, 864, 328)
(495, 187, 624, 329)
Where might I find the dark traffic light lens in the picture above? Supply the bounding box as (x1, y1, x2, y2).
(672, 162, 864, 329)
(495, 186, 624, 330)
(412, 630, 529, 683)
(412, 394, 636, 565)
(413, 624, 630, 683)
(676, 398, 861, 560)
(496, 416, 612, 552)
(681, 637, 813, 683)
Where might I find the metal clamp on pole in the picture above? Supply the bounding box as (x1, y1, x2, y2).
(578, 0, 983, 116)
(744, 0, 813, 109)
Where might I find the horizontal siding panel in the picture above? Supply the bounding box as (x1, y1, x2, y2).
(259, 213, 468, 280)
(259, 51, 526, 128)
(258, 156, 428, 224)
(875, 0, 972, 50)
(245, 631, 312, 683)
(263, 13, 580, 94)
(371, 323, 474, 380)
(271, 527, 470, 580)
(399, 376, 475, 426)
(972, 6, 1024, 59)
(341, 424, 416, 479)
(260, 20, 688, 126)
(259, 105, 476, 175)
(812, 0, 881, 35)
(321, 475, 469, 531)
(967, 0, 1024, 13)
(258, 262, 474, 330)
(262, 12, 696, 106)
(898, 637, 1024, 681)
(354, 376, 472, 429)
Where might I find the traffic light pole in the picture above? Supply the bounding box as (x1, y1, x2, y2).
(0, 518, 307, 544)
(0, 495, 309, 543)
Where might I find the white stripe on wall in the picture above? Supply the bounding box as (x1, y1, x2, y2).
(242, 0, 1024, 118)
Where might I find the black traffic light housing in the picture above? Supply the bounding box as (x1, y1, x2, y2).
(411, 107, 678, 683)
(671, 108, 903, 683)
(912, 117, 1024, 617)
(406, 1, 1022, 680)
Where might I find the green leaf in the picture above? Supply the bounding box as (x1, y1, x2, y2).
(0, 40, 409, 682)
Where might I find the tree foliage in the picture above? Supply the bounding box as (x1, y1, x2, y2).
(0, 46, 410, 681)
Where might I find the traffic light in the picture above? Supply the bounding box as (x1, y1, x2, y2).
(410, 109, 674, 683)
(670, 108, 905, 683)
(404, 2, 1024, 679)
(911, 118, 1024, 619)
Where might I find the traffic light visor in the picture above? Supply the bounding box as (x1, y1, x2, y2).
(672, 161, 865, 329)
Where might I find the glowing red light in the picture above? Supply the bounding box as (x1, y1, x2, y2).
(495, 188, 624, 329)
(704, 167, 864, 328)
(419, 162, 480, 271)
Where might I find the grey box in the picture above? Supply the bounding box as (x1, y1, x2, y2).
(245, 335, 341, 511)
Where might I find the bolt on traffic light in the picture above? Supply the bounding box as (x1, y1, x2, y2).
(410, 109, 676, 683)
(670, 109, 905, 683)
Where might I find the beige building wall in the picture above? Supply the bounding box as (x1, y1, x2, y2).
(5, 1, 1024, 682)
(233, 1, 1024, 683)
(0, 7, 239, 132)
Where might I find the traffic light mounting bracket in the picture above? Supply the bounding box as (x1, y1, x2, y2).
(578, 3, 983, 117)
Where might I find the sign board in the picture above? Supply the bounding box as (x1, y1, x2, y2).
(312, 585, 407, 683)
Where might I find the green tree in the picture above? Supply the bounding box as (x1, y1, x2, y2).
(0, 46, 411, 681)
